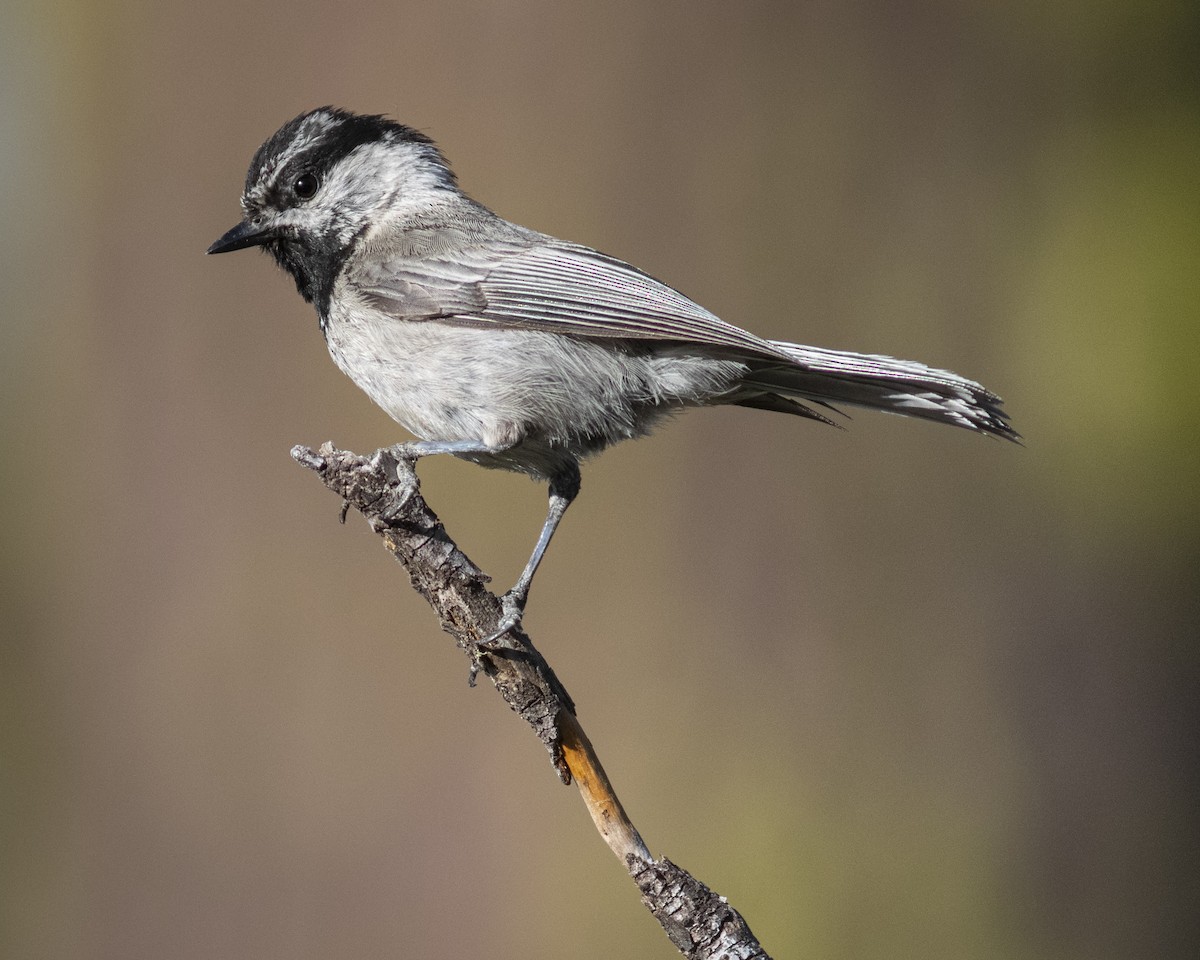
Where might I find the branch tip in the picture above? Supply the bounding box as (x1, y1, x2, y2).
(290, 444, 326, 471)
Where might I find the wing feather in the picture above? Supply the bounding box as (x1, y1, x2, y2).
(344, 234, 1017, 441)
(351, 239, 792, 360)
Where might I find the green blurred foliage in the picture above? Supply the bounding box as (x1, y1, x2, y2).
(1017, 113, 1200, 542)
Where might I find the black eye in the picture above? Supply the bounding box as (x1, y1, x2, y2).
(293, 173, 319, 200)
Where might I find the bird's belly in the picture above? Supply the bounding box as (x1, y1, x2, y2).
(325, 319, 504, 441)
(324, 316, 743, 470)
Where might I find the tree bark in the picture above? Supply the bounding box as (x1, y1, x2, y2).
(292, 442, 772, 960)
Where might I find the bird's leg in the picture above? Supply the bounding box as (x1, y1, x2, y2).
(483, 460, 581, 645)
(374, 441, 580, 645)
(370, 440, 506, 518)
(384, 438, 502, 461)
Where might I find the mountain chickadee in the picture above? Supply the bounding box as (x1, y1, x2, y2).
(209, 107, 1018, 637)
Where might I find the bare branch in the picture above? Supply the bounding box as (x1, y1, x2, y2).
(291, 442, 772, 959)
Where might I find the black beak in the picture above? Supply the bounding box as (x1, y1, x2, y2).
(207, 218, 276, 255)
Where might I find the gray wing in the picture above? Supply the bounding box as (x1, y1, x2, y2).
(351, 239, 793, 361)
(348, 236, 1019, 441)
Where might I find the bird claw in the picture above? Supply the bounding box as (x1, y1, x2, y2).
(369, 443, 416, 475)
(482, 591, 526, 646)
(385, 442, 420, 465)
(467, 594, 528, 686)
(366, 445, 422, 522)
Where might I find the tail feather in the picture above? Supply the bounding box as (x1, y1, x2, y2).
(727, 389, 843, 427)
(738, 341, 1019, 442)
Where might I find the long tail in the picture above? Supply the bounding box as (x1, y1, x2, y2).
(730, 341, 1020, 442)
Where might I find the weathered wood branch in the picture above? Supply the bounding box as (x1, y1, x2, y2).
(291, 442, 772, 960)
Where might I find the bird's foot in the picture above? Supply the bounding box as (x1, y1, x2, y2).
(368, 445, 420, 521)
(467, 592, 527, 687)
(384, 442, 421, 464)
(484, 591, 526, 645)
(370, 442, 419, 474)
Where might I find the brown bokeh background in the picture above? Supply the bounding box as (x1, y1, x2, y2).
(3, 2, 1197, 958)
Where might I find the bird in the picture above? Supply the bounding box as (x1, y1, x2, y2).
(208, 106, 1018, 639)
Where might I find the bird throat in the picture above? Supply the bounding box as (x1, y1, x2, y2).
(265, 233, 351, 333)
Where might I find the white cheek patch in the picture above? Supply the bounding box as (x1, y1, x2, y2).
(334, 141, 434, 199)
(311, 141, 452, 243)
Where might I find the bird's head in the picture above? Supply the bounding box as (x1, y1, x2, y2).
(208, 106, 457, 308)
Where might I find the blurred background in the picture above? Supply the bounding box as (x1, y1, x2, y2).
(2, 1, 1197, 958)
